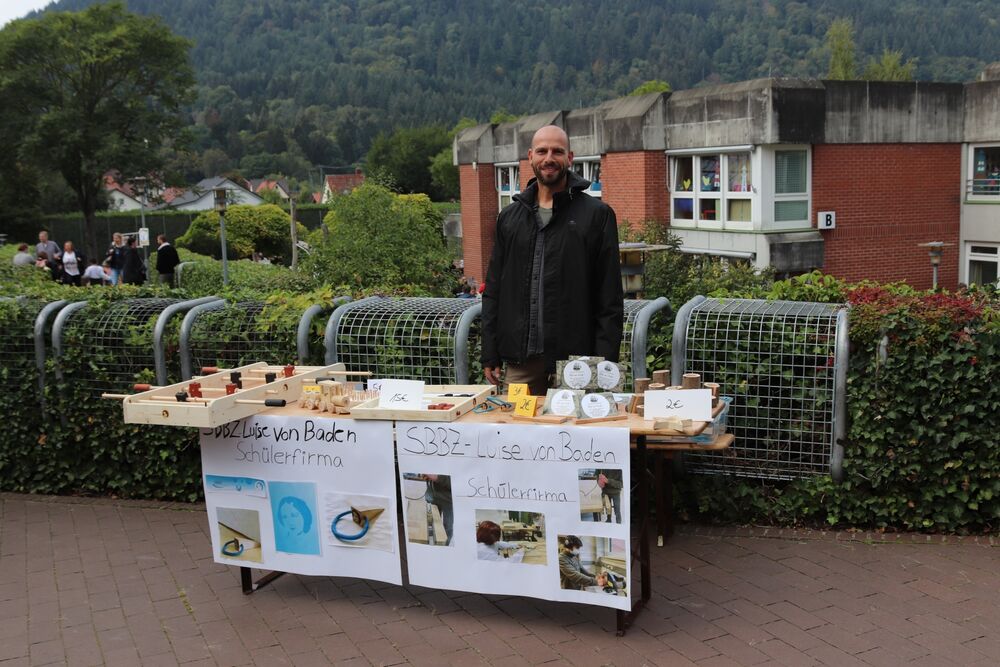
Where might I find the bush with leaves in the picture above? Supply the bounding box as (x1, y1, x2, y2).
(178, 258, 318, 298)
(303, 183, 456, 295)
(176, 204, 308, 264)
(675, 281, 1000, 534)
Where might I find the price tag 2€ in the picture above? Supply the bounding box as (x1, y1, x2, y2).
(514, 395, 537, 417)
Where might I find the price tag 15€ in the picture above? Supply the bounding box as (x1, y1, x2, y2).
(377, 379, 425, 410)
(507, 383, 529, 402)
(514, 395, 537, 417)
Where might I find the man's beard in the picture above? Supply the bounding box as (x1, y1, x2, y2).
(532, 161, 568, 187)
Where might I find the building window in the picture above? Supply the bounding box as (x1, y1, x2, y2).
(496, 164, 519, 209)
(968, 244, 999, 286)
(969, 145, 1000, 197)
(572, 158, 602, 196)
(669, 151, 753, 229)
(774, 149, 809, 223)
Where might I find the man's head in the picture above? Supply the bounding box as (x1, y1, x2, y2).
(38, 231, 49, 243)
(17, 243, 28, 252)
(528, 125, 573, 190)
(157, 234, 167, 245)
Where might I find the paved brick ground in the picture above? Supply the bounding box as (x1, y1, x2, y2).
(1, 493, 998, 666)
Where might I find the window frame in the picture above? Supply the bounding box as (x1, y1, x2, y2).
(966, 242, 1000, 286)
(967, 143, 1000, 201)
(668, 148, 755, 231)
(761, 145, 812, 231)
(572, 156, 602, 197)
(495, 162, 520, 210)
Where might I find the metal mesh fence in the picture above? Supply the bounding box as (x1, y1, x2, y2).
(621, 299, 651, 391)
(332, 298, 479, 384)
(187, 301, 299, 371)
(0, 299, 42, 395)
(61, 298, 181, 395)
(679, 298, 844, 480)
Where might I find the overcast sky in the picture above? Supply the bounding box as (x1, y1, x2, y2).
(0, 0, 54, 28)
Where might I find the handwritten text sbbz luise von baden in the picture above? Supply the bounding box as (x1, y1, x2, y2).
(400, 425, 617, 463)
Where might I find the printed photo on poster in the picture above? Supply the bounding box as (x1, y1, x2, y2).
(205, 475, 267, 498)
(577, 468, 623, 523)
(557, 534, 628, 597)
(215, 507, 262, 563)
(324, 492, 394, 552)
(269, 481, 322, 556)
(402, 473, 453, 546)
(474, 510, 547, 565)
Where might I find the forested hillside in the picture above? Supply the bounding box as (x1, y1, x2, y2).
(41, 0, 1000, 184)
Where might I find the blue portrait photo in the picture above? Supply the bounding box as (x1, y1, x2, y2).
(268, 481, 321, 556)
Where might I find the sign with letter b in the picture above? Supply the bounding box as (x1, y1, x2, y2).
(817, 211, 836, 230)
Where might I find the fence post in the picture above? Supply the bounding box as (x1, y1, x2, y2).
(153, 296, 222, 385)
(34, 300, 69, 408)
(454, 302, 481, 384)
(179, 300, 227, 379)
(831, 307, 850, 483)
(670, 295, 707, 385)
(629, 297, 670, 386)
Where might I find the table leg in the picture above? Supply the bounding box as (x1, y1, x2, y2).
(240, 566, 287, 595)
(617, 435, 650, 635)
(656, 452, 675, 547)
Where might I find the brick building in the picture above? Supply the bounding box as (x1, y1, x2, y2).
(455, 73, 1000, 290)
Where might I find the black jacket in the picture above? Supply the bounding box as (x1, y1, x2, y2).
(481, 171, 623, 371)
(122, 247, 145, 285)
(155, 243, 180, 275)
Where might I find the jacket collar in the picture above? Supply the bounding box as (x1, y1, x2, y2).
(514, 170, 591, 208)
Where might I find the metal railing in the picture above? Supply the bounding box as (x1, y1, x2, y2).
(672, 297, 849, 481)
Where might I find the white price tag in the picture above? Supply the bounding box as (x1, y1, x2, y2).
(645, 389, 712, 421)
(377, 380, 424, 410)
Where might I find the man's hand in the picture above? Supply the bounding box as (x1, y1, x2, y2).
(484, 366, 503, 386)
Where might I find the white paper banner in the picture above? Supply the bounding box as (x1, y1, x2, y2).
(200, 416, 401, 584)
(397, 422, 631, 610)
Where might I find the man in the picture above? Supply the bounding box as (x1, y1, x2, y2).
(558, 535, 607, 591)
(121, 237, 145, 285)
(36, 231, 61, 262)
(481, 125, 623, 395)
(155, 234, 180, 287)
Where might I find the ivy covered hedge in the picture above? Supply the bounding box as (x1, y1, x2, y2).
(2, 240, 998, 532)
(676, 275, 1000, 534)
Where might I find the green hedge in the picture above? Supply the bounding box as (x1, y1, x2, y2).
(676, 277, 1000, 534)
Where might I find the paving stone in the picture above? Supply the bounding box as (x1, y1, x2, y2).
(5, 493, 1000, 667)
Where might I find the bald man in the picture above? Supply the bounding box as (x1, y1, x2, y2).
(481, 125, 623, 395)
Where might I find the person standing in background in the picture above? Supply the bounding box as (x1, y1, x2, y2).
(155, 234, 180, 287)
(106, 232, 126, 286)
(60, 241, 82, 286)
(36, 230, 61, 262)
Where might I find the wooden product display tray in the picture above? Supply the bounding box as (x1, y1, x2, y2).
(348, 384, 496, 422)
(458, 397, 728, 438)
(120, 362, 357, 429)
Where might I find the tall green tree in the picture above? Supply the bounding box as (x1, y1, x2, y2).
(365, 126, 451, 199)
(0, 2, 194, 258)
(825, 18, 857, 80)
(863, 49, 917, 81)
